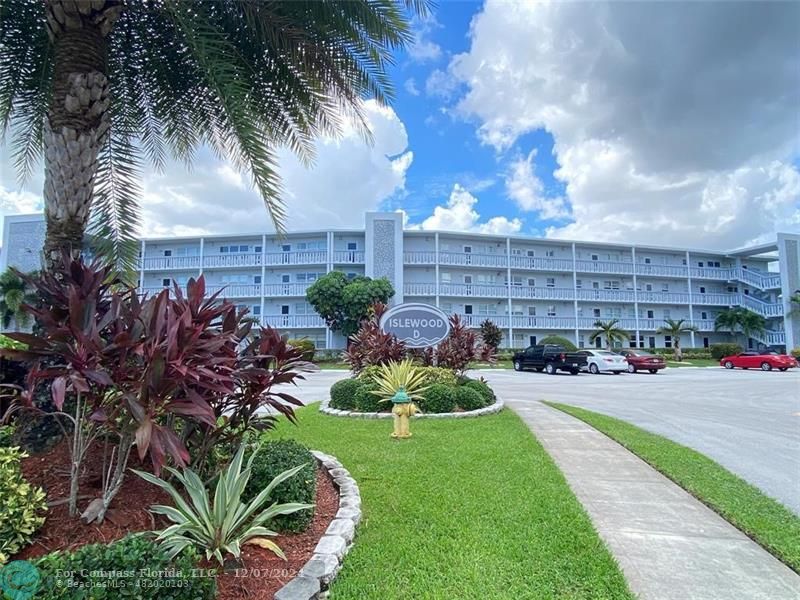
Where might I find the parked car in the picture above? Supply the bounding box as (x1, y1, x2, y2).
(720, 350, 798, 372)
(616, 349, 666, 374)
(513, 344, 588, 375)
(578, 350, 627, 374)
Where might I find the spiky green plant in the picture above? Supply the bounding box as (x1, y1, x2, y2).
(656, 318, 699, 361)
(370, 358, 429, 402)
(133, 444, 312, 565)
(590, 319, 629, 350)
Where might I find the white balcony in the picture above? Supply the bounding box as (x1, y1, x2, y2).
(206, 284, 261, 298)
(512, 286, 576, 301)
(203, 253, 262, 268)
(404, 282, 436, 296)
(456, 313, 510, 328)
(510, 255, 574, 272)
(263, 251, 327, 266)
(260, 315, 325, 328)
(141, 256, 201, 271)
(332, 250, 365, 264)
(263, 283, 310, 297)
(440, 283, 508, 298)
(638, 291, 691, 304)
(511, 316, 576, 330)
(575, 288, 635, 302)
(439, 251, 508, 268)
(692, 292, 739, 306)
(403, 251, 437, 265)
(689, 266, 732, 280)
(693, 319, 717, 331)
(574, 259, 634, 275)
(741, 294, 783, 317)
(636, 264, 689, 278)
(764, 331, 786, 345)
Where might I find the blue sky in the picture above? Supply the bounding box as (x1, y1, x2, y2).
(1, 0, 798, 249)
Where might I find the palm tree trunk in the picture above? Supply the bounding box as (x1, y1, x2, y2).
(674, 338, 682, 361)
(42, 1, 122, 271)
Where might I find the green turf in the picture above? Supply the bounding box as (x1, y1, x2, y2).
(664, 358, 719, 368)
(269, 405, 633, 599)
(546, 402, 800, 572)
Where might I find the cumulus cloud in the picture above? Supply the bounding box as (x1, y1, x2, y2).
(505, 150, 570, 220)
(412, 184, 522, 234)
(425, 69, 459, 100)
(407, 14, 442, 63)
(404, 78, 420, 96)
(448, 0, 800, 248)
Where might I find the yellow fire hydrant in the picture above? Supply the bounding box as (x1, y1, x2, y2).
(390, 387, 417, 439)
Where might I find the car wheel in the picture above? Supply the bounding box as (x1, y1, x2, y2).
(627, 363, 637, 373)
(779, 367, 788, 372)
(513, 360, 522, 372)
(724, 361, 734, 369)
(589, 363, 599, 374)
(570, 369, 579, 375)
(761, 362, 772, 371)
(545, 363, 556, 375)
(649, 369, 658, 374)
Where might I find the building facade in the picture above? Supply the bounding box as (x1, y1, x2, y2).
(2, 212, 796, 350)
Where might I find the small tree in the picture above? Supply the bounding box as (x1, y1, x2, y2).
(590, 319, 628, 350)
(0, 269, 37, 330)
(343, 303, 406, 374)
(656, 319, 699, 361)
(479, 319, 503, 351)
(715, 307, 766, 347)
(436, 315, 496, 376)
(306, 272, 394, 337)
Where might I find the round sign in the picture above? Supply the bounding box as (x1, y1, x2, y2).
(379, 303, 451, 348)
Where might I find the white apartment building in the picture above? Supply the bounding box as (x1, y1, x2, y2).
(2, 212, 797, 351)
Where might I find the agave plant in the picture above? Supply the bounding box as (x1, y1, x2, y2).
(370, 359, 429, 403)
(133, 444, 312, 565)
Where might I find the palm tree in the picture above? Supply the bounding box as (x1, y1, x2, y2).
(788, 290, 800, 317)
(739, 310, 766, 346)
(714, 307, 766, 347)
(714, 307, 743, 339)
(0, 269, 37, 330)
(590, 319, 629, 350)
(0, 0, 428, 271)
(656, 318, 698, 362)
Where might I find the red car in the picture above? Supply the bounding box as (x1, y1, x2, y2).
(616, 349, 667, 374)
(720, 351, 797, 372)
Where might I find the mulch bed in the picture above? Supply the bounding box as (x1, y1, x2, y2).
(15, 440, 340, 599)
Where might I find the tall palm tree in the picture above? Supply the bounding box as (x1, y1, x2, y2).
(590, 319, 629, 350)
(788, 290, 800, 317)
(739, 309, 767, 346)
(656, 318, 698, 361)
(714, 307, 766, 347)
(714, 307, 743, 340)
(0, 269, 37, 330)
(0, 0, 428, 271)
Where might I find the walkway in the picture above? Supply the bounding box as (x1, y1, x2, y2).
(508, 400, 800, 600)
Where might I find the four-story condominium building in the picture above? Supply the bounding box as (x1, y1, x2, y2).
(2, 212, 797, 351)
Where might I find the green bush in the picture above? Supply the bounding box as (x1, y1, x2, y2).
(418, 366, 458, 387)
(0, 447, 47, 564)
(791, 348, 800, 359)
(329, 378, 363, 410)
(454, 386, 485, 411)
(34, 534, 216, 599)
(0, 423, 15, 447)
(462, 379, 495, 406)
(710, 343, 744, 359)
(419, 384, 456, 414)
(354, 381, 385, 412)
(244, 439, 317, 533)
(538, 335, 577, 351)
(287, 338, 315, 361)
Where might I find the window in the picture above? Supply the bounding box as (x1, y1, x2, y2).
(546, 278, 555, 288)
(511, 248, 523, 256)
(681, 258, 687, 265)
(709, 261, 721, 268)
(478, 304, 498, 315)
(440, 302, 453, 313)
(646, 310, 654, 319)
(255, 245, 262, 253)
(644, 257, 651, 264)
(476, 274, 496, 284)
(697, 261, 704, 267)
(295, 302, 311, 314)
(592, 281, 600, 289)
(629, 335, 638, 348)
(527, 278, 535, 286)
(593, 308, 601, 318)
(252, 305, 261, 316)
(545, 250, 555, 258)
(176, 247, 198, 256)
(664, 335, 672, 348)
(699, 286, 706, 294)
(648, 337, 656, 348)
(463, 275, 473, 284)
(727, 286, 738, 293)
(347, 242, 358, 251)
(464, 305, 473, 315)
(703, 337, 709, 348)
(463, 245, 472, 253)
(529, 335, 537, 346)
(162, 278, 170, 287)
(346, 272, 357, 280)
(527, 250, 535, 257)
(701, 311, 707, 320)
(282, 244, 291, 252)
(508, 275, 523, 286)
(528, 306, 536, 316)
(163, 250, 172, 257)
(441, 272, 451, 283)
(662, 283, 669, 292)
(281, 274, 290, 283)
(578, 335, 585, 348)
(239, 245, 249, 252)
(220, 246, 229, 253)
(281, 305, 289, 315)
(645, 283, 653, 292)
(296, 273, 307, 283)
(509, 304, 523, 316)
(254, 275, 262, 284)
(603, 280, 620, 290)
(605, 307, 622, 318)
(577, 306, 584, 316)
(547, 305, 556, 317)
(575, 279, 582, 289)
(591, 254, 599, 261)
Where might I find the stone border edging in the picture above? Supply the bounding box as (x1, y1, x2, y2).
(319, 397, 504, 419)
(274, 451, 362, 600)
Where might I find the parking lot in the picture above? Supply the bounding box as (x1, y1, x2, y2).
(290, 366, 800, 515)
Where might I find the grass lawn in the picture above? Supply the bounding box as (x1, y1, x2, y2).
(315, 361, 350, 370)
(665, 358, 720, 368)
(271, 405, 633, 599)
(546, 402, 800, 572)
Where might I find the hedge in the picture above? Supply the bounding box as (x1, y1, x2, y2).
(710, 343, 744, 359)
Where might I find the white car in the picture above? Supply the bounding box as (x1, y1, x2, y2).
(578, 350, 627, 374)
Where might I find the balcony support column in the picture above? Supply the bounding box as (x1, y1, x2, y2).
(326, 231, 333, 349)
(507, 237, 513, 347)
(571, 243, 579, 346)
(138, 239, 145, 291)
(435, 233, 440, 308)
(632, 246, 640, 348)
(686, 250, 695, 347)
(198, 237, 204, 277)
(260, 234, 267, 326)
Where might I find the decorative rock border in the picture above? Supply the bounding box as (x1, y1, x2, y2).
(274, 451, 362, 600)
(319, 397, 504, 419)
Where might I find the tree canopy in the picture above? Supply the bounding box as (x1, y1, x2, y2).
(306, 271, 394, 337)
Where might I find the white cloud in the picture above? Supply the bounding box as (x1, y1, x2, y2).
(505, 150, 570, 220)
(404, 78, 420, 96)
(425, 69, 458, 100)
(413, 183, 522, 235)
(139, 100, 413, 237)
(407, 14, 442, 63)
(448, 0, 800, 248)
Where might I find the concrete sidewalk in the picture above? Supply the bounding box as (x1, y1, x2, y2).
(509, 400, 800, 600)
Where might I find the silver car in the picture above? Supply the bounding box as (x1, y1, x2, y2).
(578, 350, 627, 374)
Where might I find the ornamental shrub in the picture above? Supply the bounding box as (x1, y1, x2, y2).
(419, 384, 456, 414)
(34, 534, 216, 599)
(462, 379, 495, 406)
(0, 423, 15, 447)
(287, 338, 315, 361)
(354, 381, 385, 412)
(791, 347, 800, 359)
(418, 366, 459, 387)
(0, 447, 47, 564)
(330, 378, 363, 410)
(710, 343, 744, 359)
(454, 386, 485, 411)
(244, 439, 317, 533)
(538, 335, 578, 351)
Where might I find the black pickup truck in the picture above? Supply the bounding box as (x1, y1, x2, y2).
(512, 344, 588, 375)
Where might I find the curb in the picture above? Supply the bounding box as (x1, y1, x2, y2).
(319, 397, 504, 419)
(274, 451, 362, 600)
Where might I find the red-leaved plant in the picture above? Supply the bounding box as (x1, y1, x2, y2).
(435, 315, 497, 376)
(3, 257, 312, 524)
(343, 303, 406, 374)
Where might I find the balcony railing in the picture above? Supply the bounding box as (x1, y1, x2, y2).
(203, 253, 262, 268)
(141, 256, 201, 270)
(439, 251, 508, 268)
(206, 284, 261, 298)
(575, 259, 634, 275)
(440, 283, 508, 298)
(692, 292, 739, 306)
(741, 294, 783, 317)
(510, 255, 574, 272)
(637, 291, 691, 304)
(263, 283, 310, 297)
(575, 288, 635, 302)
(635, 264, 690, 278)
(260, 315, 325, 328)
(404, 282, 436, 296)
(264, 251, 327, 266)
(403, 251, 437, 264)
(332, 250, 365, 264)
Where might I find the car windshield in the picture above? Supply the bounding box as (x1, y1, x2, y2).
(635, 351, 654, 356)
